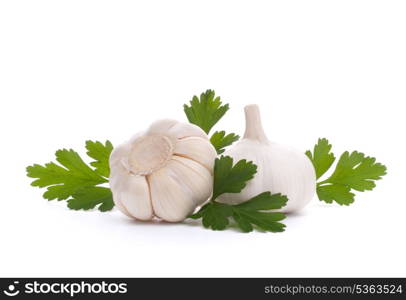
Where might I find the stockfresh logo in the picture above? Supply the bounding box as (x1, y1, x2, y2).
(2, 280, 127, 297)
(3, 281, 20, 297)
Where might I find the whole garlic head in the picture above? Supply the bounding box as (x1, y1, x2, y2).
(109, 119, 217, 222)
(217, 104, 316, 213)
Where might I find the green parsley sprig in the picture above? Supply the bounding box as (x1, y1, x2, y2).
(26, 141, 114, 211)
(184, 90, 240, 154)
(306, 138, 387, 205)
(190, 156, 288, 233)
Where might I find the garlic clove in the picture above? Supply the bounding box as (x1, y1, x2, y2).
(110, 186, 133, 218)
(109, 144, 134, 218)
(168, 156, 213, 205)
(173, 137, 217, 171)
(116, 175, 153, 221)
(168, 122, 207, 140)
(147, 167, 195, 222)
(113, 197, 133, 218)
(109, 142, 153, 220)
(109, 142, 131, 170)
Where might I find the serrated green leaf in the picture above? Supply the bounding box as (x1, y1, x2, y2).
(200, 202, 233, 230)
(27, 141, 115, 212)
(190, 156, 287, 233)
(26, 162, 70, 187)
(27, 149, 107, 201)
(305, 138, 335, 179)
(191, 189, 287, 233)
(212, 156, 257, 200)
(86, 140, 113, 178)
(235, 192, 288, 211)
(231, 192, 287, 233)
(210, 131, 239, 154)
(323, 151, 387, 192)
(317, 184, 355, 205)
(308, 138, 387, 206)
(68, 186, 114, 211)
(183, 89, 229, 134)
(233, 209, 285, 232)
(232, 212, 254, 232)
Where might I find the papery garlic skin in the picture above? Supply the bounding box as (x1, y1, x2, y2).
(217, 105, 316, 213)
(109, 119, 217, 222)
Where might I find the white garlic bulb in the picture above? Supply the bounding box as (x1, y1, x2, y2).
(218, 104, 316, 213)
(109, 119, 217, 222)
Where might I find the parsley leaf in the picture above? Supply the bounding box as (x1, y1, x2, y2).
(306, 138, 387, 205)
(316, 184, 355, 205)
(212, 156, 257, 200)
(232, 192, 287, 233)
(210, 131, 240, 154)
(183, 89, 229, 134)
(235, 192, 288, 211)
(305, 138, 335, 179)
(192, 191, 287, 233)
(191, 202, 233, 230)
(86, 140, 113, 178)
(67, 186, 114, 212)
(183, 90, 238, 154)
(26, 140, 114, 211)
(322, 151, 387, 191)
(27, 149, 107, 200)
(190, 156, 287, 233)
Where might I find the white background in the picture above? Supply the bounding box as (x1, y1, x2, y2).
(1, 0, 405, 277)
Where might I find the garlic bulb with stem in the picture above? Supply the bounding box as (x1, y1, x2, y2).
(109, 119, 217, 222)
(217, 104, 316, 213)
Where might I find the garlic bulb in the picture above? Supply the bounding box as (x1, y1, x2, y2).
(109, 119, 217, 222)
(217, 105, 316, 213)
